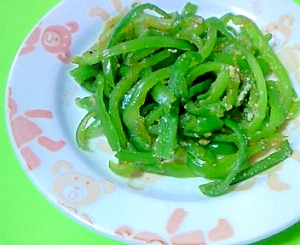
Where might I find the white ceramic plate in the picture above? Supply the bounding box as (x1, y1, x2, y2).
(6, 0, 300, 244)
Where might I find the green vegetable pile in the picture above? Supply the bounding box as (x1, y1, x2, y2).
(70, 2, 300, 196)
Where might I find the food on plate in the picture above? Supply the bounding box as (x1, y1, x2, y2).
(70, 2, 300, 196)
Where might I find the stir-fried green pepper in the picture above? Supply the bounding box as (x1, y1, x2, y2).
(70, 2, 299, 196)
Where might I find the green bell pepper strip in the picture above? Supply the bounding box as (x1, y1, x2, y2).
(199, 118, 247, 196)
(245, 133, 285, 162)
(174, 15, 205, 49)
(153, 102, 179, 160)
(144, 105, 163, 126)
(150, 82, 177, 110)
(185, 61, 223, 87)
(187, 78, 212, 99)
(210, 17, 268, 135)
(184, 102, 210, 116)
(140, 161, 199, 178)
(95, 74, 121, 151)
(72, 36, 196, 66)
(210, 52, 271, 77)
(145, 51, 180, 71)
(187, 152, 237, 180)
(266, 81, 285, 128)
(147, 124, 160, 136)
(249, 81, 286, 141)
(198, 19, 217, 61)
(208, 141, 238, 155)
(84, 119, 103, 139)
(108, 49, 174, 149)
(179, 113, 197, 131)
(168, 51, 202, 100)
(222, 13, 297, 116)
(197, 68, 230, 105)
(97, 12, 126, 42)
(109, 160, 137, 177)
(71, 48, 104, 66)
(134, 12, 175, 34)
(231, 139, 292, 185)
(182, 113, 224, 137)
(104, 36, 197, 59)
(108, 67, 141, 149)
(115, 149, 160, 165)
(108, 3, 171, 46)
(140, 102, 157, 116)
(182, 140, 235, 179)
(210, 133, 238, 144)
(75, 96, 95, 111)
(220, 70, 240, 111)
(138, 49, 174, 69)
(122, 67, 172, 151)
(76, 110, 97, 150)
(185, 68, 230, 116)
(102, 57, 117, 95)
(69, 65, 100, 93)
(181, 2, 198, 17)
(125, 48, 157, 65)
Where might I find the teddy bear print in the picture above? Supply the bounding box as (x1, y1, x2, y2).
(19, 21, 79, 63)
(51, 161, 115, 224)
(51, 160, 115, 224)
(115, 208, 234, 244)
(262, 15, 300, 84)
(8, 87, 66, 170)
